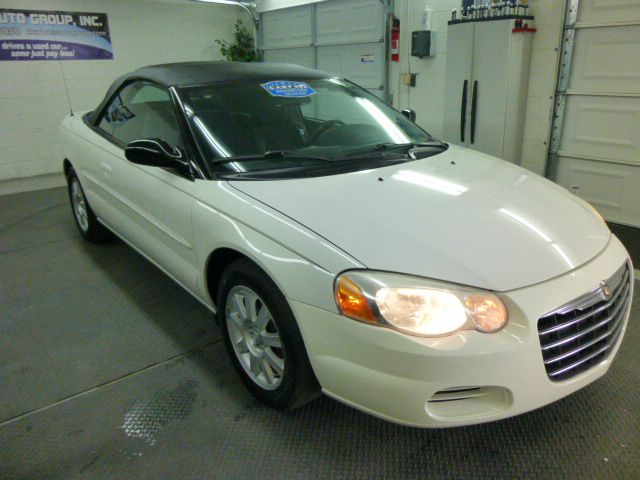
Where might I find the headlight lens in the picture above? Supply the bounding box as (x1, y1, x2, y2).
(464, 294, 509, 333)
(375, 287, 468, 335)
(334, 272, 508, 337)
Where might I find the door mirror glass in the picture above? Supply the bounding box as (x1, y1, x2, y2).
(401, 109, 416, 122)
(125, 138, 190, 176)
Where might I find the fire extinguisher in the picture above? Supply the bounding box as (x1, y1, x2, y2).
(391, 17, 400, 62)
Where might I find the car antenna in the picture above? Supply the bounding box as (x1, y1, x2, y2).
(58, 59, 74, 116)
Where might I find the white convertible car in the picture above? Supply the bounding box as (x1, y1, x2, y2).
(60, 62, 633, 427)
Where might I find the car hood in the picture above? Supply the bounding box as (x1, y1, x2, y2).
(228, 145, 610, 291)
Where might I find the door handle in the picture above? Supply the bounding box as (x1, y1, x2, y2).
(100, 162, 112, 175)
(460, 80, 468, 143)
(470, 80, 478, 144)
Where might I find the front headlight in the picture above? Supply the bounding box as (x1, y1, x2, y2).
(334, 271, 508, 337)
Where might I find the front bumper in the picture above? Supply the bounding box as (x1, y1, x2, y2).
(292, 235, 633, 427)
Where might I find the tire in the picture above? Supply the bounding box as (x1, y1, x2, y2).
(66, 167, 112, 243)
(218, 258, 321, 410)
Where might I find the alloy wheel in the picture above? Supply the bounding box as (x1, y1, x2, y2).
(71, 179, 89, 232)
(225, 285, 285, 390)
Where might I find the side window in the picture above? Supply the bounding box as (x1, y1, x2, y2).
(98, 82, 180, 148)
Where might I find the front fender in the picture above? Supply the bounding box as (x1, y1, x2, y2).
(192, 180, 364, 312)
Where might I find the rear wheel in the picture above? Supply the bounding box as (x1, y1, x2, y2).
(218, 259, 321, 410)
(66, 167, 111, 243)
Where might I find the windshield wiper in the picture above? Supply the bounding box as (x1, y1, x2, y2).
(210, 150, 331, 165)
(372, 141, 448, 152)
(342, 141, 448, 159)
(218, 156, 409, 180)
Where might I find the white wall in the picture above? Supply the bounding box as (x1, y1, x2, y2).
(0, 0, 247, 186)
(390, 0, 563, 174)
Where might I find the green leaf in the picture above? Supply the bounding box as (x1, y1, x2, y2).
(215, 19, 260, 62)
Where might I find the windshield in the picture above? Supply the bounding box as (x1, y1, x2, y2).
(179, 78, 441, 178)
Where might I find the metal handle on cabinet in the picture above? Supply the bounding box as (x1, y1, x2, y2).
(470, 80, 478, 144)
(460, 80, 468, 143)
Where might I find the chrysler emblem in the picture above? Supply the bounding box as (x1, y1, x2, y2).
(600, 282, 613, 300)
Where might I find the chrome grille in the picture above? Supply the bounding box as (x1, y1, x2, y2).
(537, 262, 631, 382)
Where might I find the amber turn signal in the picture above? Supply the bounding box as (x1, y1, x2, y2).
(335, 275, 376, 323)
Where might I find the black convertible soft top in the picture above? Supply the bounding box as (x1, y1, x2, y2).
(86, 61, 331, 124)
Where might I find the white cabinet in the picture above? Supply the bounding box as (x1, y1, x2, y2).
(443, 19, 533, 164)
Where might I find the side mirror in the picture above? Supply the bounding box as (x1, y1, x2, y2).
(401, 109, 416, 122)
(124, 139, 191, 177)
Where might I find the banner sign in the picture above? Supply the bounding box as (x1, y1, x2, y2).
(0, 9, 113, 61)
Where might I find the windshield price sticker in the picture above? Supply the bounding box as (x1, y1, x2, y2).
(261, 81, 316, 98)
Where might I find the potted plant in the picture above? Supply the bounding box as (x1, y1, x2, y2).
(216, 20, 261, 62)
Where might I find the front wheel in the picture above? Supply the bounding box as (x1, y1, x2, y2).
(218, 259, 320, 410)
(66, 167, 111, 243)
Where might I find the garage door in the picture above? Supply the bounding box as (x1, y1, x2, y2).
(260, 0, 389, 100)
(549, 0, 640, 227)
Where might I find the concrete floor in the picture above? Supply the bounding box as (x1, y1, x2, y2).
(0, 187, 638, 479)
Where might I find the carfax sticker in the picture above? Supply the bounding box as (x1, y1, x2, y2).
(261, 80, 316, 98)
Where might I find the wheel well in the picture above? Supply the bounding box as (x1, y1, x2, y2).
(206, 248, 248, 309)
(63, 159, 72, 179)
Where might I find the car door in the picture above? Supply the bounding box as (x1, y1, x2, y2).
(94, 81, 198, 294)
